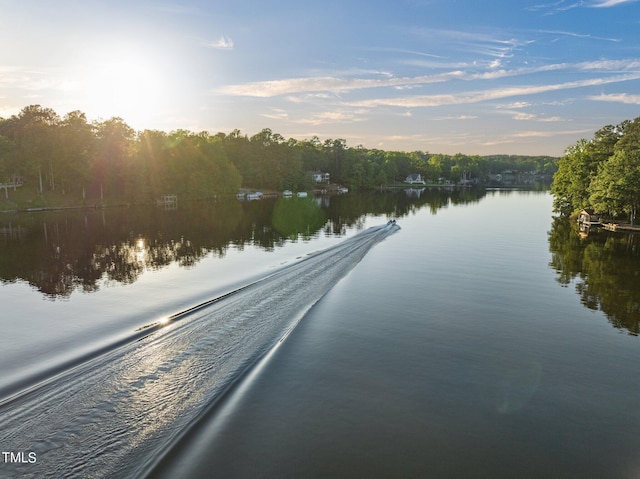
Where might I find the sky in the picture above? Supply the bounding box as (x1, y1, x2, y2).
(1, 0, 639, 156)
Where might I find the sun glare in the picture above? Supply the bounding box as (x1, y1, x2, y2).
(82, 46, 168, 128)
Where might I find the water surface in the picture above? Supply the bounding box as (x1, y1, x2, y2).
(2, 189, 640, 478)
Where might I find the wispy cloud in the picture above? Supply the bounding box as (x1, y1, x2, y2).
(501, 101, 532, 109)
(218, 59, 640, 98)
(296, 109, 369, 126)
(409, 27, 532, 59)
(512, 112, 538, 121)
(527, 0, 639, 13)
(480, 128, 593, 148)
(502, 110, 565, 122)
(512, 129, 592, 138)
(527, 1, 585, 14)
(219, 72, 473, 97)
(588, 92, 640, 104)
(438, 115, 478, 120)
(205, 36, 234, 50)
(590, 0, 640, 7)
(371, 47, 445, 60)
(576, 59, 640, 70)
(261, 109, 289, 120)
(540, 29, 621, 42)
(348, 74, 640, 108)
(218, 67, 533, 98)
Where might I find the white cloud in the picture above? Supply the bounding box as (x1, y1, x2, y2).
(591, 0, 640, 6)
(540, 1, 583, 11)
(428, 115, 478, 121)
(513, 112, 538, 121)
(527, 0, 637, 13)
(349, 74, 640, 108)
(480, 128, 592, 148)
(218, 59, 640, 98)
(588, 92, 640, 104)
(539, 116, 564, 122)
(205, 36, 234, 50)
(539, 29, 621, 42)
(408, 27, 533, 60)
(501, 101, 532, 109)
(512, 129, 592, 138)
(261, 109, 289, 120)
(218, 66, 541, 98)
(577, 59, 640, 70)
(219, 73, 465, 97)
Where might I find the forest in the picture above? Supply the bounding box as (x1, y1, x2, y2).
(0, 105, 558, 208)
(551, 116, 640, 224)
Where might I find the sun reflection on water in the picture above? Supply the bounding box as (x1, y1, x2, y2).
(135, 238, 147, 263)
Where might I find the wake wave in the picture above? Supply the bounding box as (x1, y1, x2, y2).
(0, 223, 398, 479)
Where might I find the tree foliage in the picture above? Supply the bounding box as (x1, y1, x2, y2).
(552, 117, 640, 224)
(589, 149, 640, 224)
(0, 105, 558, 207)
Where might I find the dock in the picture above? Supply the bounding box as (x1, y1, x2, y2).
(603, 223, 640, 233)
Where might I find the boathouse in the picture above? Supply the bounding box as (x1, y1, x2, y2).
(578, 209, 600, 226)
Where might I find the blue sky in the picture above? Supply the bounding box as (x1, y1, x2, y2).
(1, 0, 639, 155)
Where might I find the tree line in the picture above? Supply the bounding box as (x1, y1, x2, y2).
(552, 116, 640, 224)
(0, 105, 558, 206)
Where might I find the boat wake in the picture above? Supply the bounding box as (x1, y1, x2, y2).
(0, 222, 399, 479)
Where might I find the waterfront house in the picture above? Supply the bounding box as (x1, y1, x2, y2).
(312, 171, 330, 183)
(404, 173, 426, 185)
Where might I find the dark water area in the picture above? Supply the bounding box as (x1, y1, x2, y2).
(2, 189, 640, 478)
(0, 189, 477, 298)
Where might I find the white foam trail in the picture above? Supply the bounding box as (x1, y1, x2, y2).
(0, 223, 398, 479)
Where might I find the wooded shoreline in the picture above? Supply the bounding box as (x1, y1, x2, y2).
(1, 105, 558, 211)
(552, 116, 640, 225)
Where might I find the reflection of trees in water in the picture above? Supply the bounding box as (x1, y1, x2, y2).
(0, 201, 244, 298)
(272, 197, 326, 240)
(0, 188, 488, 298)
(548, 218, 640, 335)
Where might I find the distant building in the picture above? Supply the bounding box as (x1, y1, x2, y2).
(404, 173, 426, 185)
(312, 171, 330, 183)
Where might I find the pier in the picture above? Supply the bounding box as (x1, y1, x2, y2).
(603, 222, 640, 233)
(1, 178, 24, 199)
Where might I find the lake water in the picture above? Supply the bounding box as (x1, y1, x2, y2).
(1, 189, 639, 478)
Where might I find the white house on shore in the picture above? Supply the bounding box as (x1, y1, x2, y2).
(312, 171, 330, 183)
(404, 173, 426, 185)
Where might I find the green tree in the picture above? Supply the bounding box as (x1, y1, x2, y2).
(551, 139, 600, 215)
(323, 138, 347, 181)
(552, 116, 640, 220)
(58, 111, 95, 197)
(613, 117, 640, 155)
(93, 117, 134, 200)
(2, 105, 61, 194)
(0, 134, 15, 183)
(589, 149, 640, 224)
(132, 129, 170, 201)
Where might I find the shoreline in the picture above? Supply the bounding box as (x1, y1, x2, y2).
(0, 184, 549, 213)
